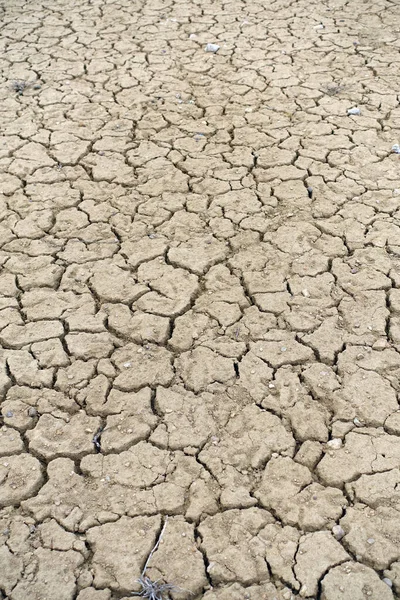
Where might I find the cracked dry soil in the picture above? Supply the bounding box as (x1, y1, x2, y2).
(1, 0, 400, 599)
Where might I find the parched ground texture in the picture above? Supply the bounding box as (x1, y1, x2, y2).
(1, 0, 400, 598)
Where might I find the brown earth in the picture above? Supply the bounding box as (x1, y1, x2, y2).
(0, 0, 400, 598)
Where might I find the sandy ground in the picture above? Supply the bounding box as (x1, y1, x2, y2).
(0, 0, 400, 598)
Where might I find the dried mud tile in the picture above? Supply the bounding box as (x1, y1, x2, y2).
(0, 320, 64, 349)
(112, 343, 174, 391)
(80, 440, 171, 488)
(198, 508, 274, 586)
(151, 385, 217, 450)
(260, 523, 300, 589)
(10, 547, 84, 600)
(175, 346, 235, 392)
(168, 237, 228, 276)
(321, 562, 394, 600)
(0, 454, 44, 508)
(255, 456, 347, 530)
(340, 505, 400, 570)
(145, 516, 208, 599)
(317, 430, 400, 487)
(26, 413, 101, 460)
(65, 332, 114, 360)
(87, 515, 161, 593)
(90, 264, 148, 304)
(202, 582, 292, 600)
(106, 304, 170, 344)
(0, 543, 23, 596)
(294, 531, 350, 597)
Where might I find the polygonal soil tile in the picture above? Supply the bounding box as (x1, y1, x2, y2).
(106, 304, 170, 344)
(90, 264, 148, 303)
(199, 405, 295, 476)
(6, 350, 54, 388)
(80, 441, 171, 488)
(0, 321, 64, 349)
(0, 454, 44, 507)
(321, 562, 394, 600)
(31, 338, 70, 368)
(250, 337, 315, 368)
(65, 332, 114, 359)
(175, 346, 235, 392)
(198, 508, 274, 585)
(340, 505, 400, 570)
(336, 346, 400, 378)
(168, 311, 217, 352)
(294, 531, 350, 597)
(339, 291, 389, 341)
(135, 259, 199, 317)
(21, 289, 94, 321)
(168, 237, 228, 275)
(0, 426, 24, 456)
(86, 516, 161, 593)
(10, 548, 83, 600)
(0, 543, 23, 596)
(26, 413, 101, 460)
(255, 456, 347, 530)
(317, 429, 400, 487)
(81, 383, 150, 417)
(144, 516, 207, 598)
(302, 317, 344, 365)
(260, 524, 300, 589)
(39, 519, 82, 552)
(101, 408, 157, 453)
(331, 370, 397, 426)
(112, 343, 174, 391)
(346, 469, 400, 510)
(202, 582, 293, 600)
(121, 236, 168, 270)
(286, 397, 330, 442)
(4, 385, 79, 421)
(151, 385, 217, 450)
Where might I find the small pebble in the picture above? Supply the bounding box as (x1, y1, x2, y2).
(392, 144, 400, 154)
(383, 578, 393, 588)
(327, 438, 342, 450)
(347, 107, 361, 115)
(332, 525, 345, 540)
(205, 43, 220, 53)
(353, 417, 364, 427)
(367, 537, 375, 545)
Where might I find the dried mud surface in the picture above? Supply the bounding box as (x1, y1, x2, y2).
(0, 0, 400, 598)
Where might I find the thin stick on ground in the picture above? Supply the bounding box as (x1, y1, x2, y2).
(132, 517, 181, 600)
(142, 517, 169, 577)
